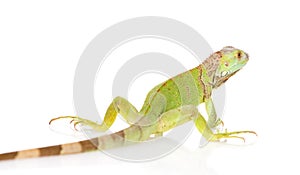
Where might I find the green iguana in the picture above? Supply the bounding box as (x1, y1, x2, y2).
(0, 46, 256, 161)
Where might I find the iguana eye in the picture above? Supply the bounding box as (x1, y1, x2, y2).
(237, 51, 242, 60)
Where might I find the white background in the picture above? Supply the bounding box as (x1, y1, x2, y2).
(0, 0, 299, 174)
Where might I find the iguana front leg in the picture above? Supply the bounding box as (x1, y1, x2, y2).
(50, 96, 141, 131)
(205, 98, 223, 129)
(194, 110, 256, 142)
(155, 105, 255, 142)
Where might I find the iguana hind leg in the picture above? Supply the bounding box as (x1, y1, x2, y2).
(50, 96, 141, 131)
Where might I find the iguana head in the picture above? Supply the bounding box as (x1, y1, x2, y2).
(203, 46, 249, 88)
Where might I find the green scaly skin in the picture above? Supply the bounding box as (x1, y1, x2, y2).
(0, 46, 256, 161)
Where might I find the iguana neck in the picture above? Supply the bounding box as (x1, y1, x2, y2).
(202, 52, 222, 88)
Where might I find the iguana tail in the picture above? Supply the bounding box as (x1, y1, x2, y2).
(0, 130, 126, 161)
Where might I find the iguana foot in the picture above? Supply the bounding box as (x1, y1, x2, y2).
(49, 116, 108, 131)
(212, 130, 257, 143)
